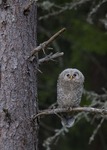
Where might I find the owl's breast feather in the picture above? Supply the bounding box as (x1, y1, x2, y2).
(57, 86, 83, 107)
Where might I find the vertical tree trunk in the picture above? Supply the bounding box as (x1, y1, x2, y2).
(0, 1, 38, 150)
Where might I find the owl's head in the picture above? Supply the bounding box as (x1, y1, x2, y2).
(59, 68, 84, 84)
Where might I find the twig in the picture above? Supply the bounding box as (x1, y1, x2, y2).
(87, 0, 107, 24)
(28, 28, 66, 61)
(39, 26, 64, 67)
(43, 126, 68, 150)
(38, 52, 64, 64)
(89, 118, 104, 144)
(84, 90, 107, 102)
(33, 107, 107, 120)
(39, 0, 91, 20)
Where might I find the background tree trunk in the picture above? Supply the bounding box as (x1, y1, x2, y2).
(0, 1, 38, 150)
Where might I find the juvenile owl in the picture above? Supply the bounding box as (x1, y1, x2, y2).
(57, 68, 84, 128)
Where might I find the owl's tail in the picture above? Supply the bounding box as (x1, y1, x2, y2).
(61, 116, 75, 128)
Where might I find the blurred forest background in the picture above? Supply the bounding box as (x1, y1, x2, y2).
(37, 0, 107, 150)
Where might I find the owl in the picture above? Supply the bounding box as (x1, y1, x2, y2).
(57, 68, 84, 128)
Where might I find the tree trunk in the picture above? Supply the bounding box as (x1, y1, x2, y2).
(0, 1, 38, 150)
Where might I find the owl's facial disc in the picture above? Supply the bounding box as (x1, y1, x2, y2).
(65, 71, 80, 82)
(59, 68, 84, 83)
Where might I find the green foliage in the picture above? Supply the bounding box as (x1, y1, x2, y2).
(70, 20, 107, 55)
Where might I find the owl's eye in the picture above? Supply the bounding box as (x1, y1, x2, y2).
(73, 72, 79, 78)
(66, 74, 70, 77)
(73, 73, 77, 77)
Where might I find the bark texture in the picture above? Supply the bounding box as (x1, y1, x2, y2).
(0, 1, 38, 150)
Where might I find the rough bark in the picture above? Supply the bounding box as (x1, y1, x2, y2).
(0, 1, 38, 150)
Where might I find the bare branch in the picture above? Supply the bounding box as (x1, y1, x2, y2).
(39, 0, 91, 20)
(38, 52, 64, 64)
(39, 26, 64, 67)
(84, 90, 107, 102)
(89, 118, 104, 144)
(33, 107, 107, 120)
(28, 28, 66, 61)
(43, 126, 68, 150)
(87, 0, 107, 24)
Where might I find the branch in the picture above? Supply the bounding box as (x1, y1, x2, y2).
(39, 0, 91, 20)
(43, 126, 68, 149)
(89, 118, 104, 144)
(33, 107, 107, 120)
(87, 0, 107, 24)
(38, 52, 64, 64)
(28, 28, 66, 61)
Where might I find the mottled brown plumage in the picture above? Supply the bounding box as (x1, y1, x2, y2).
(57, 68, 84, 127)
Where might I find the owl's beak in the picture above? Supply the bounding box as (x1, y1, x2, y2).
(69, 75, 73, 80)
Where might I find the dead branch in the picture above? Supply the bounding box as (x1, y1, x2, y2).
(39, 0, 91, 20)
(89, 118, 104, 144)
(28, 28, 66, 61)
(43, 126, 68, 149)
(33, 107, 107, 120)
(87, 0, 107, 24)
(38, 52, 64, 64)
